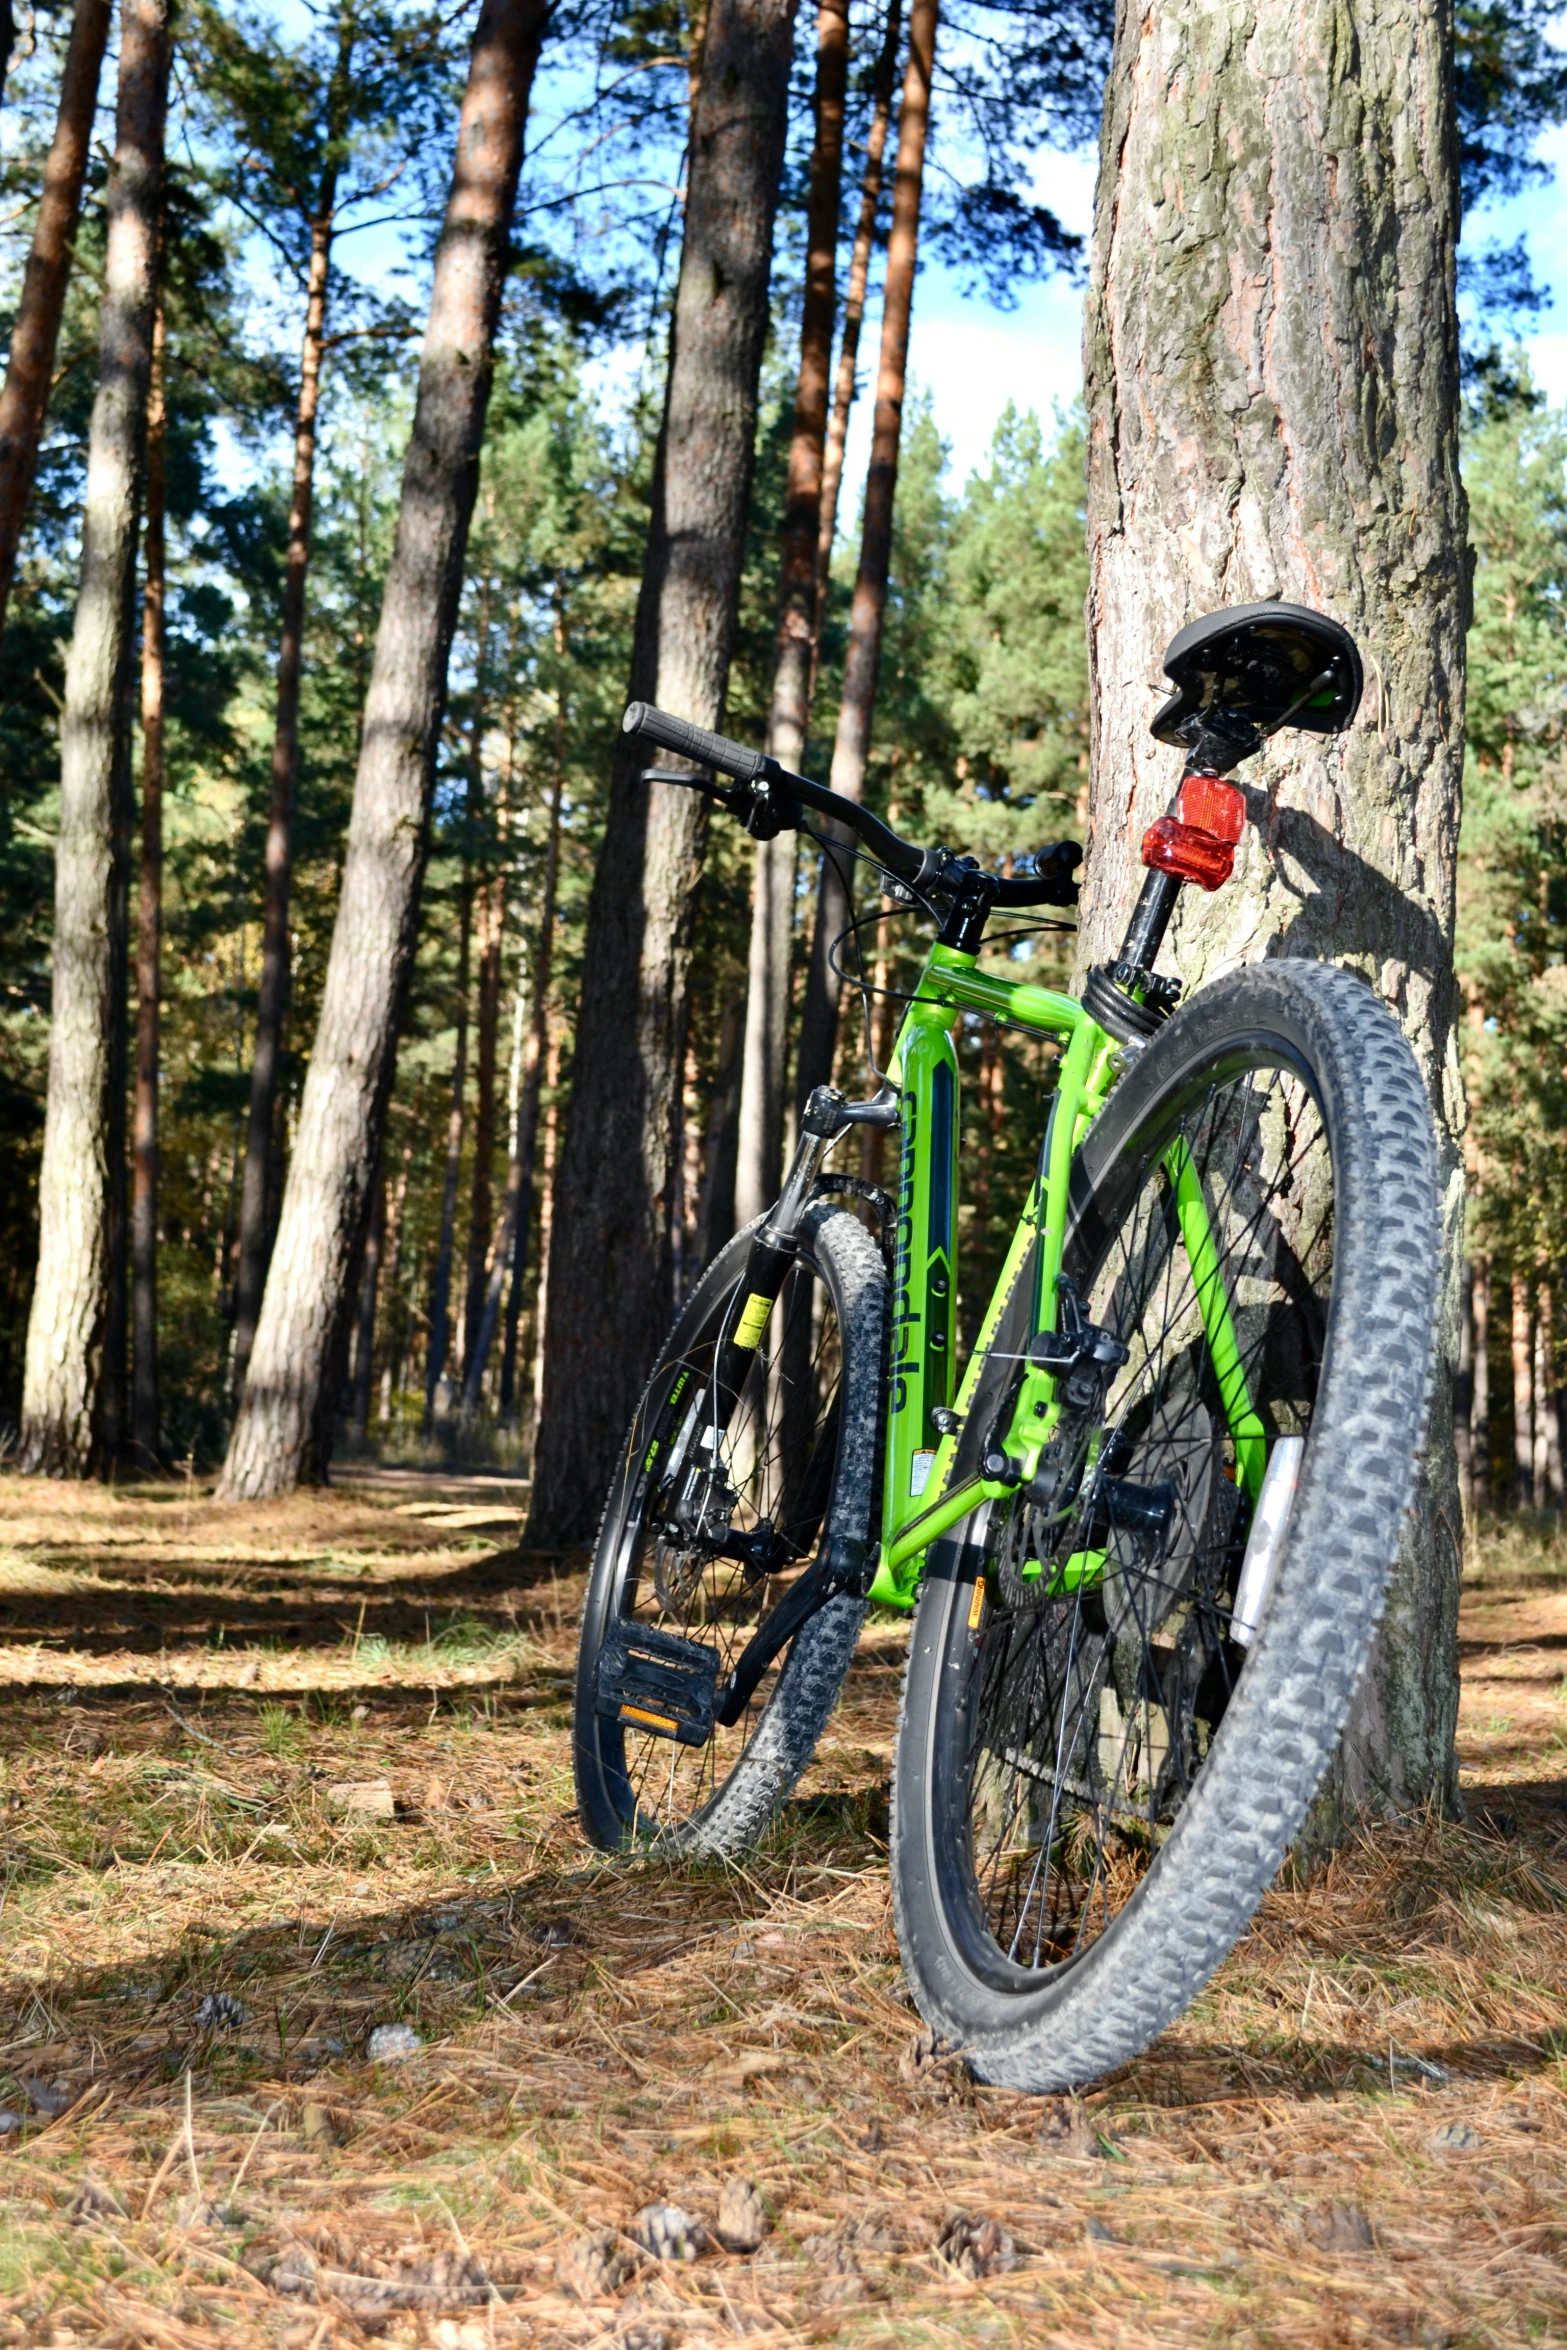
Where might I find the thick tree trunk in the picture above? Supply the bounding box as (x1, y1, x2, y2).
(465, 708, 565, 1413)
(733, 0, 849, 1228)
(526, 0, 798, 1544)
(1080, 0, 1467, 1815)
(218, 0, 548, 1502)
(810, 0, 901, 694)
(19, 0, 168, 1480)
(131, 287, 165, 1472)
(0, 0, 112, 636)
(794, 0, 936, 1111)
(423, 856, 472, 1429)
(230, 17, 355, 1401)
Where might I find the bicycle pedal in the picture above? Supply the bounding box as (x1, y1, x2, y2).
(596, 1620, 719, 1747)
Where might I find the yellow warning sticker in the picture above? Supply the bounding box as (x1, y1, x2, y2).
(733, 1292, 772, 1349)
(967, 1577, 987, 1632)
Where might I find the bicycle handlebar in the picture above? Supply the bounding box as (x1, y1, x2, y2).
(621, 701, 1080, 908)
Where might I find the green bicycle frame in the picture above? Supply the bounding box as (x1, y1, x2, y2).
(863, 939, 1265, 1612)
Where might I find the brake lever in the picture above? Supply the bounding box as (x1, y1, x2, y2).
(640, 767, 802, 842)
(641, 765, 750, 811)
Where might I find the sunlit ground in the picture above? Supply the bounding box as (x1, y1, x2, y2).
(0, 1472, 1561, 2347)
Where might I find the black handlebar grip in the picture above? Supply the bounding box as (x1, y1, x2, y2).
(623, 701, 767, 784)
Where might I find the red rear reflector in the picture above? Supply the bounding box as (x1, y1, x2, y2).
(1141, 817, 1236, 891)
(1176, 773, 1246, 843)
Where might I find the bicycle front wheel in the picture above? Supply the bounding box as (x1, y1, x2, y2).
(890, 960, 1440, 2090)
(575, 1199, 886, 1854)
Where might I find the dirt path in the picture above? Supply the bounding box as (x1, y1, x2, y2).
(0, 1473, 1562, 2347)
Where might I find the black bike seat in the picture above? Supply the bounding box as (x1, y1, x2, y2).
(1151, 601, 1363, 746)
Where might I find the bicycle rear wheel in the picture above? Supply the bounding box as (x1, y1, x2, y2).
(890, 961, 1440, 2089)
(575, 1199, 885, 1853)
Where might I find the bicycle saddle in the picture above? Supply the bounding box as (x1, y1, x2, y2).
(1151, 601, 1363, 749)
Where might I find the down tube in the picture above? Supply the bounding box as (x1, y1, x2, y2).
(881, 1001, 960, 1550)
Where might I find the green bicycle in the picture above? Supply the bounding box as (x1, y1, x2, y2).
(573, 602, 1440, 2090)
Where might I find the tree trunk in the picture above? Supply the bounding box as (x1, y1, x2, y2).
(528, 1020, 562, 1436)
(218, 0, 548, 1502)
(1541, 1278, 1563, 1505)
(1470, 1251, 1490, 1512)
(462, 593, 502, 1375)
(0, 0, 113, 637)
(131, 284, 165, 1472)
(1511, 1277, 1533, 1509)
(1455, 1253, 1473, 1527)
(733, 0, 850, 1229)
(1532, 1286, 1551, 1509)
(526, 0, 799, 1545)
(465, 690, 565, 1414)
(423, 854, 472, 1430)
(694, 993, 744, 1264)
(1080, 0, 1467, 1815)
(20, 0, 168, 1480)
(794, 0, 937, 1112)
(230, 15, 355, 1402)
(810, 0, 902, 695)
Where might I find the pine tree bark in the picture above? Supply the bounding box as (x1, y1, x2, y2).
(230, 12, 357, 1402)
(810, 0, 901, 694)
(20, 0, 168, 1480)
(733, 0, 850, 1229)
(131, 285, 165, 1471)
(0, 0, 112, 637)
(526, 0, 799, 1544)
(1080, 0, 1467, 1815)
(218, 0, 548, 1501)
(794, 0, 936, 1111)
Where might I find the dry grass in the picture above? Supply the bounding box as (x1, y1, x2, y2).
(0, 1470, 1562, 2349)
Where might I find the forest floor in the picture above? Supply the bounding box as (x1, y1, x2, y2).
(0, 1474, 1562, 2350)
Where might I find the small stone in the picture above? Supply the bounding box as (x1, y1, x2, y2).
(71, 2176, 126, 2222)
(326, 1779, 395, 1819)
(632, 2201, 707, 2262)
(366, 2021, 423, 2063)
(936, 2212, 1016, 2278)
(1429, 2120, 1481, 2152)
(715, 2178, 769, 2254)
(0, 2111, 22, 2136)
(19, 2076, 72, 2118)
(1305, 2202, 1375, 2252)
(195, 1991, 249, 2032)
(555, 2228, 635, 2299)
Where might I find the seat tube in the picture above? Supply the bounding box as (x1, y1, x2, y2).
(883, 997, 960, 1543)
